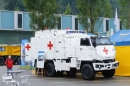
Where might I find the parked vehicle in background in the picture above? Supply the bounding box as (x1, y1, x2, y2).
(0, 44, 21, 65)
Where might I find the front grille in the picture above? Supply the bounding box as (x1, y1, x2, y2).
(93, 59, 114, 63)
(102, 59, 114, 63)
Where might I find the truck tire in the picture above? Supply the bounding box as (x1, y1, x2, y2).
(0, 57, 4, 65)
(102, 69, 115, 78)
(45, 63, 56, 77)
(81, 64, 96, 80)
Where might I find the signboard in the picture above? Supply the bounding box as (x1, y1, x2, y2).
(37, 51, 45, 68)
(20, 39, 29, 66)
(0, 47, 5, 51)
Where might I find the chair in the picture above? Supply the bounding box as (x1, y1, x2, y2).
(19, 75, 30, 86)
(2, 74, 18, 86)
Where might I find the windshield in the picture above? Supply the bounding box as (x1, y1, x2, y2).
(96, 37, 112, 45)
(91, 37, 112, 47)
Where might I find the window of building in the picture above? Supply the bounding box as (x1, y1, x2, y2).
(75, 18, 78, 30)
(80, 38, 91, 46)
(14, 12, 23, 29)
(18, 14, 22, 28)
(106, 20, 109, 31)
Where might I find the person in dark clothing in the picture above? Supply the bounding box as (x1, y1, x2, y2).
(5, 55, 13, 77)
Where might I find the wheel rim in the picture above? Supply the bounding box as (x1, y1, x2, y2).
(83, 67, 90, 78)
(47, 65, 52, 75)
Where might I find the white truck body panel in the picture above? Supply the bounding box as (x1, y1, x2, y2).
(54, 34, 65, 59)
(96, 45, 116, 60)
(24, 29, 119, 72)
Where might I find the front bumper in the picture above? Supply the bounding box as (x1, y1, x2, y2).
(92, 61, 119, 71)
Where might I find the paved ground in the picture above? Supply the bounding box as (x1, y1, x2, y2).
(0, 65, 130, 86)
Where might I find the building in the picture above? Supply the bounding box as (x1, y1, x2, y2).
(0, 10, 33, 44)
(0, 10, 123, 44)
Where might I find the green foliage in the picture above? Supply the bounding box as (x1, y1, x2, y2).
(3, 0, 25, 11)
(20, 66, 35, 70)
(109, 0, 119, 17)
(23, 0, 58, 30)
(0, 0, 5, 10)
(76, 0, 112, 34)
(64, 3, 72, 15)
(57, 0, 78, 15)
(118, 0, 130, 29)
(2, 0, 118, 17)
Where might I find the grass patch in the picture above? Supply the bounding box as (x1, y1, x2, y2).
(20, 65, 35, 70)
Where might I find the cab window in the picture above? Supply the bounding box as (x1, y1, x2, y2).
(96, 37, 112, 45)
(80, 38, 90, 46)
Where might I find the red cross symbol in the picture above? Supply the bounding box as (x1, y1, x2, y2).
(25, 44, 31, 50)
(103, 47, 108, 54)
(47, 41, 53, 50)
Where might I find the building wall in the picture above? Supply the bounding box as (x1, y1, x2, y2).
(0, 30, 33, 44)
(1, 11, 14, 29)
(0, 10, 123, 32)
(78, 23, 83, 30)
(60, 15, 104, 32)
(95, 17, 104, 32)
(61, 15, 72, 30)
(0, 10, 33, 44)
(23, 12, 32, 30)
(0, 10, 125, 44)
(0, 10, 32, 30)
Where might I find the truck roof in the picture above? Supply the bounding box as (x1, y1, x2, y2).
(34, 29, 91, 38)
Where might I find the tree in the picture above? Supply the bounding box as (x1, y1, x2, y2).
(64, 3, 71, 15)
(76, 0, 112, 34)
(23, 0, 58, 30)
(0, 1, 5, 10)
(3, 0, 25, 11)
(118, 0, 130, 29)
(109, 0, 119, 17)
(56, 0, 78, 15)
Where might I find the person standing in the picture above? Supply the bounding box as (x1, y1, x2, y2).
(5, 55, 14, 76)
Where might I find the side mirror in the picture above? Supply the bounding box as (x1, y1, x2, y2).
(92, 38, 96, 47)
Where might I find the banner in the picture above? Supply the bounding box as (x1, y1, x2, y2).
(20, 39, 29, 66)
(115, 46, 130, 76)
(37, 50, 45, 68)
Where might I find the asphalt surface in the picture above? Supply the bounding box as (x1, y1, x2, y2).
(0, 65, 130, 86)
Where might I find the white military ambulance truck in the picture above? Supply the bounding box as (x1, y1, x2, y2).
(25, 29, 119, 80)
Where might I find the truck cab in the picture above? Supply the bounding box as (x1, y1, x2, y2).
(91, 36, 116, 60)
(89, 36, 119, 77)
(74, 35, 119, 80)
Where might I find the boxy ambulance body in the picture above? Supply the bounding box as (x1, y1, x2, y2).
(25, 29, 119, 80)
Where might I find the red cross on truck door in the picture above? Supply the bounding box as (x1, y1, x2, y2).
(103, 47, 108, 54)
(47, 41, 53, 50)
(25, 44, 31, 50)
